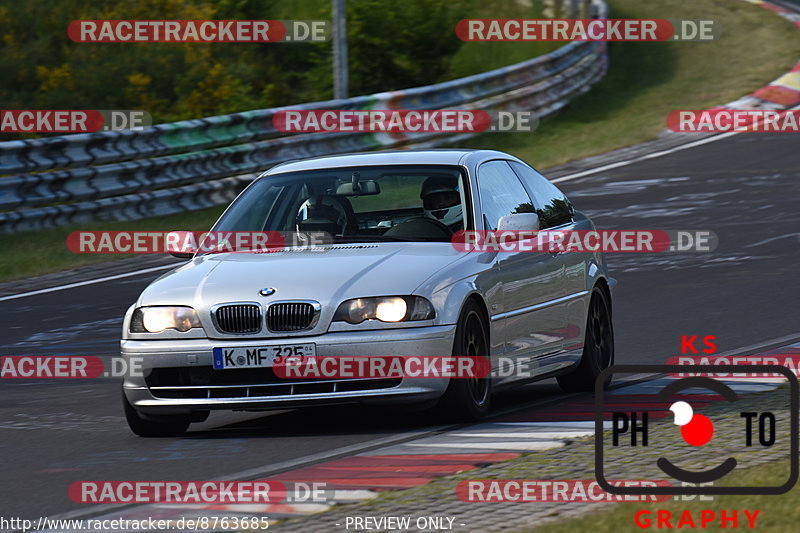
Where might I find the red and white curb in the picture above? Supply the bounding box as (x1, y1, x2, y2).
(717, 0, 800, 111)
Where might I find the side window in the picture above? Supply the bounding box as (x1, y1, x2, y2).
(509, 161, 573, 228)
(476, 160, 535, 230)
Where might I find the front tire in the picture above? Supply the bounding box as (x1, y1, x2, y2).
(435, 299, 491, 421)
(557, 286, 614, 392)
(122, 389, 191, 437)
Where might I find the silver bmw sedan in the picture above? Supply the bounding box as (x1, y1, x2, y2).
(121, 149, 614, 436)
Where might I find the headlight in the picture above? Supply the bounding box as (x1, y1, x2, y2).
(130, 306, 202, 333)
(333, 296, 435, 324)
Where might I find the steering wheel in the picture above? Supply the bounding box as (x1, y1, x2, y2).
(384, 216, 454, 240)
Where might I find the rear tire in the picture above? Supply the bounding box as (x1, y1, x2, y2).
(557, 286, 614, 392)
(122, 389, 191, 437)
(435, 299, 491, 421)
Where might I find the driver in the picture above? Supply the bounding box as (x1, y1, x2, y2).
(420, 175, 464, 231)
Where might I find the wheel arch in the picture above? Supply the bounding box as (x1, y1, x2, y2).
(453, 291, 492, 347)
(593, 276, 612, 318)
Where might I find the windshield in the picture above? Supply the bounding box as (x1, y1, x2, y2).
(212, 165, 469, 243)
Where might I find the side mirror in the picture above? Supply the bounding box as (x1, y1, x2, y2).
(496, 212, 540, 232)
(166, 231, 195, 259)
(169, 250, 195, 259)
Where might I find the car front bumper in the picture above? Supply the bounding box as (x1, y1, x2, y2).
(122, 325, 456, 415)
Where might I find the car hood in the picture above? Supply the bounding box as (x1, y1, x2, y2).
(138, 242, 464, 310)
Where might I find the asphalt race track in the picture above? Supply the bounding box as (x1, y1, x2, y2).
(1, 131, 798, 521)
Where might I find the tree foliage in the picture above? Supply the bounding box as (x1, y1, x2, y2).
(0, 0, 534, 124)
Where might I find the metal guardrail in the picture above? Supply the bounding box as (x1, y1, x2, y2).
(0, 0, 607, 234)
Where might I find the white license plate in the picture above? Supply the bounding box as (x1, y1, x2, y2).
(212, 344, 316, 370)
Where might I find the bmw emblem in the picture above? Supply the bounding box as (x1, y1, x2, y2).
(259, 287, 276, 297)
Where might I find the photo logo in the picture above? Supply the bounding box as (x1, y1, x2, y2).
(595, 364, 798, 495)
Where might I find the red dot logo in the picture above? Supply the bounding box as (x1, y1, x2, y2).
(670, 401, 714, 446)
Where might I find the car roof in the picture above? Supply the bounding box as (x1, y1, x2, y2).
(263, 149, 522, 175)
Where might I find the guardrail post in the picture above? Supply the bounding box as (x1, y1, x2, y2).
(332, 0, 349, 99)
